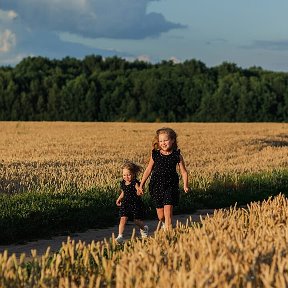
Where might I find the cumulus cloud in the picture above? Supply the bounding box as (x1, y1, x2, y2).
(0, 9, 18, 21)
(0, 29, 16, 52)
(0, 1, 186, 65)
(1, 0, 185, 39)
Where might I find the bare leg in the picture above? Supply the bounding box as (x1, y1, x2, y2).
(164, 205, 173, 229)
(156, 208, 165, 230)
(118, 216, 128, 235)
(156, 208, 165, 222)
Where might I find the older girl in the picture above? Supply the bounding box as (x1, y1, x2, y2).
(138, 127, 189, 230)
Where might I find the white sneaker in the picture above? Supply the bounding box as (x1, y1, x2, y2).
(140, 225, 149, 238)
(115, 235, 124, 243)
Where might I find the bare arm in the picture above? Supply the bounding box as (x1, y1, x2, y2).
(138, 154, 154, 194)
(179, 154, 189, 193)
(116, 191, 124, 206)
(135, 182, 141, 196)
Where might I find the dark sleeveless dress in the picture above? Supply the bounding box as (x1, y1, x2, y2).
(149, 149, 180, 208)
(119, 179, 145, 220)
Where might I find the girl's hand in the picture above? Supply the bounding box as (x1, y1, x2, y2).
(116, 199, 122, 206)
(137, 186, 144, 196)
(184, 186, 189, 193)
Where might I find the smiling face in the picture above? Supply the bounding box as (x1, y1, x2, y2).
(158, 132, 174, 153)
(122, 168, 133, 184)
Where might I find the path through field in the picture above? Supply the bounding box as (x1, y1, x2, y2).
(0, 209, 215, 259)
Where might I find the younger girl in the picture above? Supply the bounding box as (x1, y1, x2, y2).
(138, 127, 189, 230)
(115, 161, 149, 243)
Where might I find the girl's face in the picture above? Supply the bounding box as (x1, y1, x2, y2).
(158, 133, 174, 152)
(122, 168, 133, 184)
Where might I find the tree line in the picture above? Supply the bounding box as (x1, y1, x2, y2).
(0, 55, 288, 122)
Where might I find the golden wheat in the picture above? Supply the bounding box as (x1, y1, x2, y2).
(1, 122, 288, 193)
(1, 194, 288, 287)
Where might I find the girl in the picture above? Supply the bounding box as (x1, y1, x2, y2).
(138, 127, 189, 230)
(115, 161, 149, 243)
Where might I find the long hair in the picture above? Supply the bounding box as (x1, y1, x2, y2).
(122, 160, 142, 178)
(152, 127, 178, 150)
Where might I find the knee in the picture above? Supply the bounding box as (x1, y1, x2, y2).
(120, 217, 127, 224)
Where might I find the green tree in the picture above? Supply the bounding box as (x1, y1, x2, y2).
(85, 81, 99, 121)
(61, 74, 89, 121)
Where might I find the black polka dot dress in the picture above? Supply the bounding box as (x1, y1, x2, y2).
(119, 179, 145, 220)
(149, 149, 180, 208)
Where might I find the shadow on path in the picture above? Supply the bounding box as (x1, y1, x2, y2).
(0, 209, 215, 258)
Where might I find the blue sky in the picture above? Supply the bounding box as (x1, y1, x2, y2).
(1, 0, 288, 71)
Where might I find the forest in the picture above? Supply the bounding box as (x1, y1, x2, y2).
(0, 55, 288, 122)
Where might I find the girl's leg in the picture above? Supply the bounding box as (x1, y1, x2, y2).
(156, 208, 165, 230)
(156, 208, 165, 222)
(118, 216, 128, 236)
(134, 219, 149, 238)
(164, 205, 173, 229)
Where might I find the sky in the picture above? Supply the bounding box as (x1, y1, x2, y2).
(1, 0, 288, 72)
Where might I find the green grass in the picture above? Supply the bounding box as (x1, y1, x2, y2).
(178, 169, 288, 211)
(0, 187, 119, 244)
(1, 169, 288, 244)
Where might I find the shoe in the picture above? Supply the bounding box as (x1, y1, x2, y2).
(115, 235, 124, 243)
(140, 225, 149, 238)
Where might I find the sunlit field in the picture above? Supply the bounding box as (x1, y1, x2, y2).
(1, 122, 288, 287)
(1, 122, 288, 194)
(1, 194, 288, 287)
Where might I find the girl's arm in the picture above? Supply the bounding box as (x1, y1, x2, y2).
(135, 182, 140, 195)
(138, 154, 154, 194)
(179, 154, 189, 193)
(116, 191, 124, 206)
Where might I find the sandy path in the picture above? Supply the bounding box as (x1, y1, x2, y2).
(0, 209, 215, 258)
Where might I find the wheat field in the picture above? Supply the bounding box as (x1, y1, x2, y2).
(1, 122, 288, 287)
(1, 122, 288, 194)
(1, 194, 288, 287)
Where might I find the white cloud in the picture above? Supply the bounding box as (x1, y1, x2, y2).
(136, 55, 152, 62)
(0, 9, 18, 21)
(0, 29, 16, 52)
(7, 10, 18, 20)
(169, 56, 181, 64)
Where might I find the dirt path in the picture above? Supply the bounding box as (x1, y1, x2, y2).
(0, 209, 215, 258)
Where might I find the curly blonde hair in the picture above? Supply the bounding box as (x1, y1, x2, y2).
(152, 127, 178, 150)
(122, 160, 142, 177)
